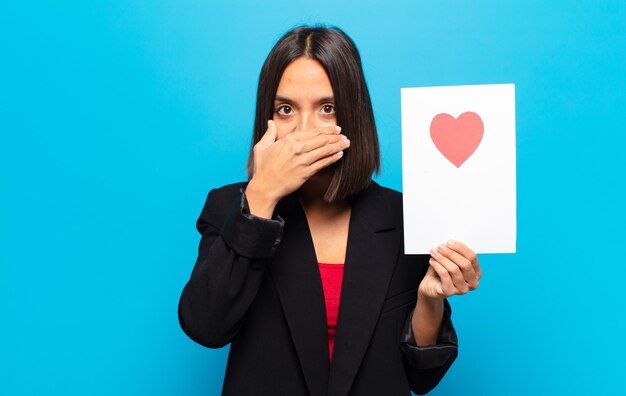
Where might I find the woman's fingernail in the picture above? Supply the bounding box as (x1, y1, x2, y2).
(447, 240, 456, 247)
(437, 244, 446, 253)
(335, 126, 342, 132)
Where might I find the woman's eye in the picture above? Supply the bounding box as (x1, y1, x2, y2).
(321, 104, 336, 114)
(276, 105, 293, 116)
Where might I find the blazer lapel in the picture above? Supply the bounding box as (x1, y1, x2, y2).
(268, 182, 400, 396)
(268, 192, 330, 396)
(327, 182, 400, 396)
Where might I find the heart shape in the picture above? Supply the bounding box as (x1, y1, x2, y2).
(430, 111, 484, 168)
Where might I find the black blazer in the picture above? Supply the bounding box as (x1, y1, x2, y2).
(178, 181, 458, 396)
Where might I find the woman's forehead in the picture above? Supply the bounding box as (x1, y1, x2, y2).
(275, 58, 334, 100)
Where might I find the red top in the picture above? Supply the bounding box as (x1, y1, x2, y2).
(318, 262, 345, 361)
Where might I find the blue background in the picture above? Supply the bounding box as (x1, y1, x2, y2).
(1, 1, 625, 395)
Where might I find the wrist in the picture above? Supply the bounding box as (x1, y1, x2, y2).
(413, 292, 445, 346)
(417, 290, 444, 309)
(245, 180, 279, 219)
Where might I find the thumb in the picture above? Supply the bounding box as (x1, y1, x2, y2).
(258, 120, 277, 148)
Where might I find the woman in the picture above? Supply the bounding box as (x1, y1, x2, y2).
(178, 25, 482, 396)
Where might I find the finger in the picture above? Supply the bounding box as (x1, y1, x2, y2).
(436, 244, 478, 289)
(287, 125, 342, 142)
(429, 258, 456, 296)
(430, 248, 469, 294)
(446, 240, 481, 280)
(298, 133, 346, 154)
(257, 120, 277, 149)
(302, 135, 350, 165)
(280, 132, 344, 158)
(445, 240, 478, 266)
(307, 149, 344, 176)
(309, 125, 342, 136)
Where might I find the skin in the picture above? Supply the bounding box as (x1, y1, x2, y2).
(245, 57, 482, 346)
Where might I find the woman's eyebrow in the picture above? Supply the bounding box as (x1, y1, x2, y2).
(274, 95, 292, 102)
(274, 95, 335, 103)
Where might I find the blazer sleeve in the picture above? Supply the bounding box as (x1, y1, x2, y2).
(178, 186, 284, 348)
(400, 298, 459, 395)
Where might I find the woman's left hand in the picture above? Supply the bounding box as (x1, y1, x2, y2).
(418, 240, 482, 300)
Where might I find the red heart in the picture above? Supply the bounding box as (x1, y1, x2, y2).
(430, 111, 484, 168)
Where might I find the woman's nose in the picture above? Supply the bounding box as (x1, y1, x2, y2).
(297, 112, 323, 132)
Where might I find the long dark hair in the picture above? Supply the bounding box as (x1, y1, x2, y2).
(247, 25, 380, 202)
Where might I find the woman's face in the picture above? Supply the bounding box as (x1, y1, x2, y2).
(272, 57, 337, 139)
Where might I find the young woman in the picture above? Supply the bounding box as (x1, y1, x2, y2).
(178, 25, 482, 396)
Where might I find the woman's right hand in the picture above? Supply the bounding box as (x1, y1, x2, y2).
(245, 120, 350, 218)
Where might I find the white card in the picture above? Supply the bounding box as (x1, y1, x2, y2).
(401, 84, 516, 254)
